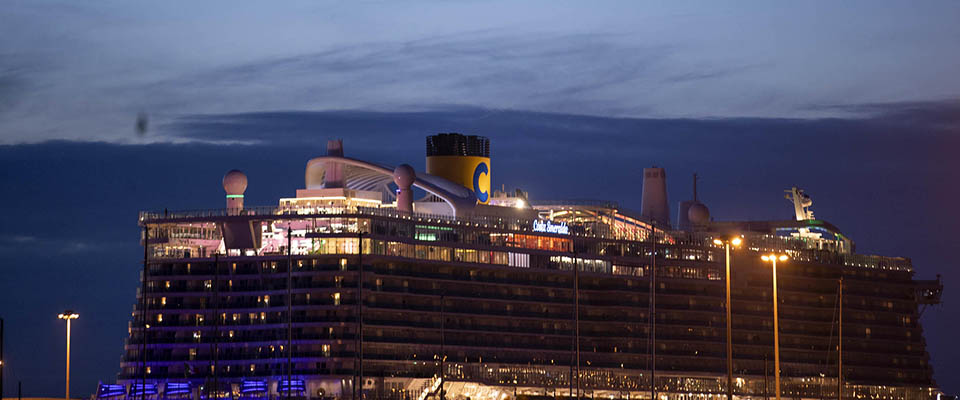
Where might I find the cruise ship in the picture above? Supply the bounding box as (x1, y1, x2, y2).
(102, 133, 943, 400)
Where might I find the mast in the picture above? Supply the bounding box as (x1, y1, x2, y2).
(440, 292, 445, 400)
(693, 173, 699, 202)
(575, 256, 581, 400)
(213, 253, 220, 397)
(763, 354, 768, 400)
(141, 225, 149, 400)
(649, 227, 657, 400)
(287, 226, 293, 400)
(838, 276, 843, 400)
(359, 232, 364, 400)
(725, 243, 733, 400)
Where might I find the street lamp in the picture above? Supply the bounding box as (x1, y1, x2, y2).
(58, 311, 79, 400)
(760, 254, 788, 400)
(713, 237, 742, 400)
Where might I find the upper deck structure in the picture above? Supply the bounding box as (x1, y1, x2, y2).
(112, 134, 941, 400)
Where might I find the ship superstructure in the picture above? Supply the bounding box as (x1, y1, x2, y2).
(107, 134, 941, 400)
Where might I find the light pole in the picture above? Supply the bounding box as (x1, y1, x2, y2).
(760, 254, 788, 400)
(57, 311, 79, 400)
(713, 237, 742, 400)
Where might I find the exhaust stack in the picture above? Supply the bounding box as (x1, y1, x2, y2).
(641, 167, 671, 227)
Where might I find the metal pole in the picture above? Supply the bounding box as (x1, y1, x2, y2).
(819, 373, 824, 400)
(838, 277, 843, 400)
(575, 258, 580, 400)
(141, 225, 148, 400)
(725, 243, 733, 400)
(213, 253, 220, 398)
(359, 233, 364, 400)
(569, 251, 576, 400)
(763, 354, 768, 400)
(287, 227, 293, 400)
(440, 293, 445, 400)
(65, 318, 71, 400)
(772, 258, 780, 400)
(650, 230, 657, 400)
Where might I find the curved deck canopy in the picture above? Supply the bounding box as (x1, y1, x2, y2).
(304, 156, 477, 216)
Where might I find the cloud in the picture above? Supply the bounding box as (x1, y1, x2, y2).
(0, 234, 119, 254)
(662, 63, 767, 84)
(2, 234, 37, 243)
(806, 99, 960, 130)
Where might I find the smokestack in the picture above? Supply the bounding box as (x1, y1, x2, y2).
(641, 167, 670, 227)
(324, 139, 345, 188)
(425, 133, 491, 204)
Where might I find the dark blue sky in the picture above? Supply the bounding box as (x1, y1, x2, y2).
(2, 1, 960, 397)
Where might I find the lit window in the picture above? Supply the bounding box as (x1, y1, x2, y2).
(264, 295, 270, 305)
(160, 297, 167, 306)
(260, 312, 266, 321)
(229, 330, 234, 338)
(250, 364, 255, 372)
(333, 293, 341, 306)
(156, 314, 163, 323)
(164, 281, 171, 289)
(146, 366, 151, 374)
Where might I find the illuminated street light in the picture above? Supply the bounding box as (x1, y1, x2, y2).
(760, 254, 788, 400)
(58, 311, 79, 400)
(713, 237, 742, 400)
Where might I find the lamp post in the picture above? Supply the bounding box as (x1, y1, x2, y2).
(713, 237, 742, 400)
(57, 311, 79, 400)
(760, 254, 788, 400)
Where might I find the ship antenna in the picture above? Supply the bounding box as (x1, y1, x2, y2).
(693, 173, 699, 202)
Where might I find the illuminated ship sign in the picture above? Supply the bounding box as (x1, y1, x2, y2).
(533, 220, 569, 235)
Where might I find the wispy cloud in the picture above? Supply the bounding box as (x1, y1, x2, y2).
(3, 1, 960, 145)
(0, 234, 120, 254)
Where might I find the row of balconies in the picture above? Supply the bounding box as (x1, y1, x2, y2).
(116, 348, 932, 382)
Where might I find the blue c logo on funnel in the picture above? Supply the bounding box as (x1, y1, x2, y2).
(473, 162, 489, 203)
